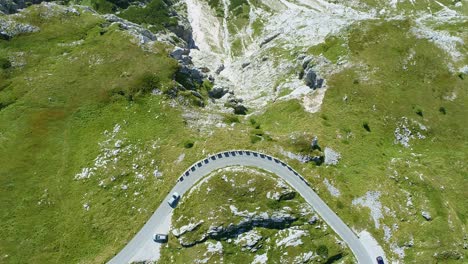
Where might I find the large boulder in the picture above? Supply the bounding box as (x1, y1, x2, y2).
(170, 47, 190, 61)
(208, 87, 229, 99)
(304, 69, 324, 89)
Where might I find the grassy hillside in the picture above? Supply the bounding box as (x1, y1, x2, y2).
(0, 1, 466, 264)
(252, 19, 468, 262)
(0, 4, 186, 263)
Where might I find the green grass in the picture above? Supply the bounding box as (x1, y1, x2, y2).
(307, 34, 348, 63)
(0, 5, 189, 263)
(118, 0, 177, 32)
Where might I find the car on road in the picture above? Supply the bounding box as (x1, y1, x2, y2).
(376, 256, 384, 264)
(153, 234, 168, 243)
(260, 154, 265, 158)
(217, 153, 222, 158)
(185, 171, 189, 176)
(223, 152, 229, 157)
(274, 158, 280, 163)
(245, 151, 251, 155)
(266, 156, 272, 160)
(253, 153, 258, 157)
(204, 159, 209, 164)
(211, 156, 216, 160)
(197, 162, 202, 167)
(191, 166, 196, 171)
(167, 192, 181, 207)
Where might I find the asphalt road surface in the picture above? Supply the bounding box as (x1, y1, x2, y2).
(109, 150, 375, 264)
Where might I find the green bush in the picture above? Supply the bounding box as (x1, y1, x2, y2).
(0, 58, 12, 69)
(129, 72, 161, 96)
(90, 0, 116, 13)
(119, 0, 177, 31)
(317, 245, 329, 258)
(362, 121, 371, 132)
(183, 139, 194, 148)
(250, 135, 262, 144)
(439, 106, 446, 115)
(415, 107, 424, 117)
(223, 114, 240, 124)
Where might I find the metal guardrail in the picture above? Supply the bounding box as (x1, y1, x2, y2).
(177, 150, 311, 187)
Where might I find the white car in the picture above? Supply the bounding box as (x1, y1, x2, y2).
(167, 192, 181, 207)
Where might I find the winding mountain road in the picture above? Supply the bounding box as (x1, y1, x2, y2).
(109, 150, 375, 264)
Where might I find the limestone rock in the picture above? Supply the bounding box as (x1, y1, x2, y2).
(421, 211, 432, 221)
(324, 147, 341, 165)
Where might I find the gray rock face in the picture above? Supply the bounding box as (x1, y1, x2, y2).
(304, 69, 324, 89)
(215, 64, 225, 74)
(208, 87, 229, 99)
(179, 65, 205, 88)
(421, 211, 432, 221)
(324, 147, 340, 165)
(170, 47, 190, 60)
(260, 32, 280, 48)
(168, 20, 194, 48)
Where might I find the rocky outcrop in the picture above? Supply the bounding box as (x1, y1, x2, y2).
(208, 86, 229, 99)
(172, 220, 204, 237)
(175, 209, 298, 247)
(0, 17, 39, 40)
(234, 230, 263, 252)
(224, 95, 248, 115)
(104, 14, 157, 46)
(208, 210, 297, 238)
(299, 55, 325, 89)
(0, 0, 26, 14)
(260, 32, 281, 48)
